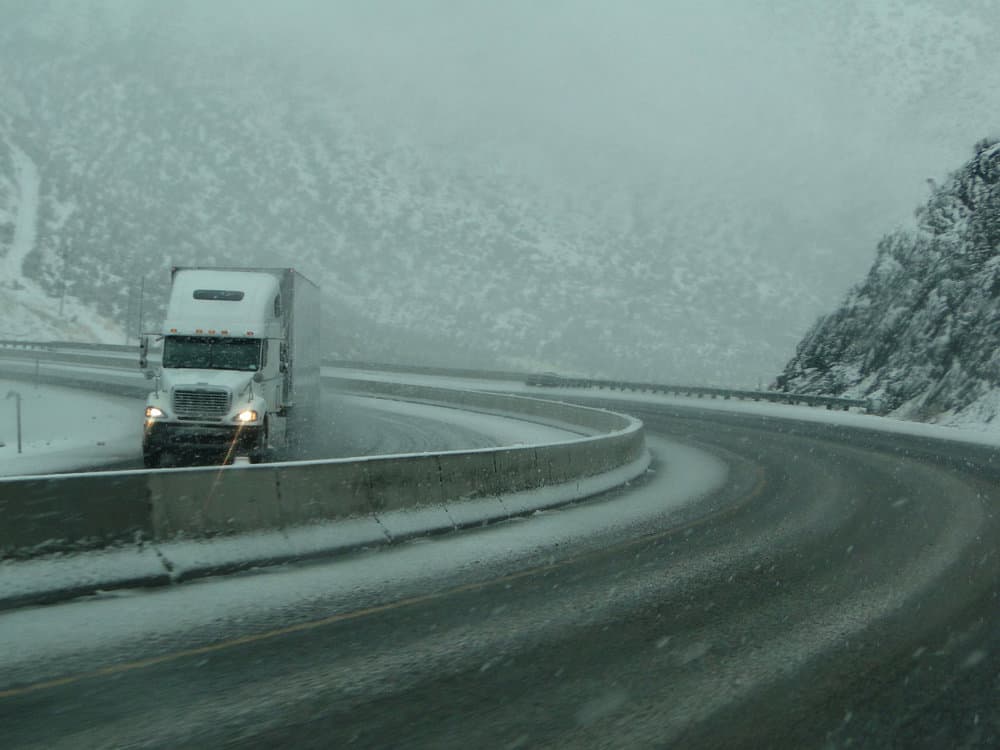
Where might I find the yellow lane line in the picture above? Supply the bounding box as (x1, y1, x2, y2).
(0, 464, 766, 701)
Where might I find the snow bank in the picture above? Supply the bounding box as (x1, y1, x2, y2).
(0, 436, 712, 678)
(0, 379, 141, 476)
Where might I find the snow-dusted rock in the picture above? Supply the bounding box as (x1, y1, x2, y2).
(778, 139, 1000, 426)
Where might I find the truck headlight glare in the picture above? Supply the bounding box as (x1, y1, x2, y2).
(237, 409, 259, 423)
(145, 406, 164, 419)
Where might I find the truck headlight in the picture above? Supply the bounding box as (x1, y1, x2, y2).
(236, 409, 259, 423)
(145, 406, 164, 419)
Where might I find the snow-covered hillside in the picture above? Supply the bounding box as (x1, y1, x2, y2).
(778, 139, 1000, 428)
(1, 1, 998, 384)
(0, 120, 124, 342)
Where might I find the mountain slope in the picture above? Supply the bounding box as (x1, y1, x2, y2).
(777, 139, 1000, 425)
(0, 115, 125, 342)
(0, 6, 820, 380)
(1, 1, 999, 383)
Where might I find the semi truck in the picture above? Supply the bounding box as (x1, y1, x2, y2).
(140, 266, 320, 467)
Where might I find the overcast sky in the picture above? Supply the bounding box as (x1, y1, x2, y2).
(7, 0, 1000, 379)
(37, 0, 999, 274)
(165, 0, 999, 277)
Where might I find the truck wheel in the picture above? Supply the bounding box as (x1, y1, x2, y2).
(249, 420, 268, 464)
(143, 451, 161, 469)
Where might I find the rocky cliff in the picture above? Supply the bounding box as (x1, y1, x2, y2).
(778, 138, 1000, 424)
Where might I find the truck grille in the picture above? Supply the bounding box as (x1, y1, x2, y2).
(172, 388, 230, 417)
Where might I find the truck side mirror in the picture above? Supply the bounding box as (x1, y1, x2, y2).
(253, 371, 264, 383)
(138, 335, 149, 369)
(144, 369, 155, 380)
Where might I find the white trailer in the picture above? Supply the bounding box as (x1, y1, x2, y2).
(140, 267, 320, 467)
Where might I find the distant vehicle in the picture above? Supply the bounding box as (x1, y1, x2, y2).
(139, 266, 320, 467)
(525, 371, 564, 387)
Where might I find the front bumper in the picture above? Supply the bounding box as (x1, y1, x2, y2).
(143, 421, 262, 453)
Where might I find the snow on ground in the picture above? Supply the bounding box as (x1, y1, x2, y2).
(10, 363, 997, 678)
(0, 434, 718, 681)
(0, 287, 126, 343)
(4, 362, 997, 482)
(0, 379, 590, 478)
(0, 450, 653, 611)
(0, 374, 644, 611)
(0, 379, 142, 476)
(926, 388, 1000, 434)
(0, 134, 124, 344)
(361, 370, 1000, 449)
(343, 393, 592, 444)
(325, 366, 532, 395)
(0, 135, 39, 282)
(327, 365, 1000, 447)
(545, 387, 1000, 448)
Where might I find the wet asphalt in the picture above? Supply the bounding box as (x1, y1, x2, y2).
(1, 401, 998, 748)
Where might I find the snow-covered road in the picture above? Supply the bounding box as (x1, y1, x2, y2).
(2, 399, 997, 748)
(0, 379, 588, 477)
(0, 434, 718, 686)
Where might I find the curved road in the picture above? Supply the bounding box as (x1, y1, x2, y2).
(1, 400, 998, 748)
(85, 390, 530, 472)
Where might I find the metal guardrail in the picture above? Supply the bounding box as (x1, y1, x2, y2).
(324, 359, 529, 382)
(524, 375, 870, 412)
(0, 348, 141, 371)
(0, 339, 135, 353)
(0, 339, 869, 412)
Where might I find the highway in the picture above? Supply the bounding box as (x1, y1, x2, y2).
(77, 389, 571, 472)
(1, 399, 997, 748)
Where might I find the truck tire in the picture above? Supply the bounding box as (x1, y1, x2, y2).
(143, 450, 161, 469)
(249, 419, 268, 464)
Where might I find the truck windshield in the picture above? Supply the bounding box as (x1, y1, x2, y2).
(162, 336, 261, 371)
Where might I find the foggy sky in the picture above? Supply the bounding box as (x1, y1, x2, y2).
(28, 0, 1000, 282)
(7, 0, 1000, 380)
(167, 0, 1000, 286)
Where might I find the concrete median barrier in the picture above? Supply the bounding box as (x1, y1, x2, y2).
(0, 471, 152, 557)
(149, 464, 283, 538)
(0, 369, 647, 581)
(273, 460, 372, 520)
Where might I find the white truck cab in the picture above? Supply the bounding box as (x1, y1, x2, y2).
(140, 267, 319, 467)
